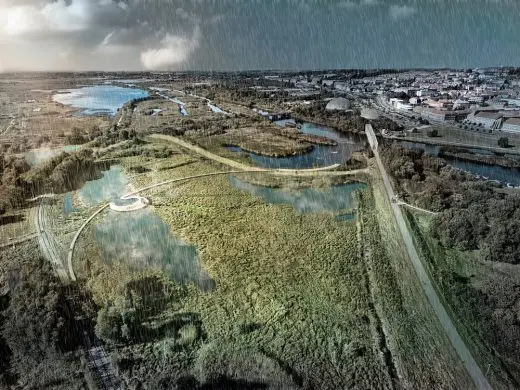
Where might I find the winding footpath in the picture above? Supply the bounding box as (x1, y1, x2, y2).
(366, 124, 491, 390)
(148, 134, 369, 176)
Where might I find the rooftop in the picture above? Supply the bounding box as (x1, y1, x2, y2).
(503, 117, 520, 126)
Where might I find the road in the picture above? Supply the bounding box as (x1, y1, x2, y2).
(365, 124, 491, 390)
(35, 199, 121, 388)
(395, 201, 438, 216)
(36, 200, 69, 282)
(0, 232, 38, 249)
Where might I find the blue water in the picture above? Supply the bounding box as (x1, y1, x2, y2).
(63, 193, 79, 214)
(335, 213, 356, 221)
(94, 210, 214, 291)
(230, 176, 367, 214)
(399, 141, 520, 186)
(53, 85, 148, 116)
(78, 165, 128, 206)
(227, 121, 366, 169)
(208, 102, 231, 115)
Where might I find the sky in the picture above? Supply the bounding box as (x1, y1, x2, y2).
(0, 0, 519, 72)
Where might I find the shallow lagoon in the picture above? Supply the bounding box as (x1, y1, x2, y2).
(53, 85, 148, 116)
(229, 176, 367, 214)
(71, 164, 213, 290)
(94, 209, 215, 291)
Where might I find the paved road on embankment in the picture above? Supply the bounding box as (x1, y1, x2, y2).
(148, 134, 368, 177)
(36, 201, 69, 282)
(366, 124, 492, 390)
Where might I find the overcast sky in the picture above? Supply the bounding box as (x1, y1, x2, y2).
(0, 0, 519, 72)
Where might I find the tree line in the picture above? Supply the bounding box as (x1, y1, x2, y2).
(381, 144, 520, 264)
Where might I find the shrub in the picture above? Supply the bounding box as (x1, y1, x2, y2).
(427, 129, 439, 137)
(497, 137, 509, 148)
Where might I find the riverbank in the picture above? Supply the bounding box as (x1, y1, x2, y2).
(439, 146, 520, 170)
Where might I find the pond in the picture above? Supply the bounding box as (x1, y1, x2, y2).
(78, 165, 128, 206)
(70, 164, 213, 290)
(398, 141, 520, 186)
(229, 176, 367, 214)
(208, 102, 231, 115)
(94, 209, 215, 291)
(227, 121, 366, 169)
(53, 85, 148, 116)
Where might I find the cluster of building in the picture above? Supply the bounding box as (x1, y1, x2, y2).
(377, 68, 520, 133)
(249, 68, 520, 133)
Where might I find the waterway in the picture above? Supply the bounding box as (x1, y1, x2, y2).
(229, 176, 367, 215)
(398, 141, 520, 186)
(94, 209, 214, 291)
(53, 85, 148, 116)
(68, 164, 213, 289)
(227, 120, 366, 169)
(208, 102, 231, 115)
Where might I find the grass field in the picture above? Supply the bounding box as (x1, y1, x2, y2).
(62, 141, 488, 388)
(74, 147, 398, 388)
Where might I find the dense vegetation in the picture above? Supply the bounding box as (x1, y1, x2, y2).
(21, 149, 106, 198)
(293, 102, 368, 133)
(381, 144, 520, 263)
(0, 243, 87, 389)
(0, 152, 30, 214)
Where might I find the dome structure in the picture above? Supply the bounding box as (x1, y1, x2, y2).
(325, 97, 351, 111)
(361, 108, 380, 120)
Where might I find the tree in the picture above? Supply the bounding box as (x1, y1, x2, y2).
(427, 129, 439, 137)
(498, 137, 509, 148)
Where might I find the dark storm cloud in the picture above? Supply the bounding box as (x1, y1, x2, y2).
(0, 0, 519, 71)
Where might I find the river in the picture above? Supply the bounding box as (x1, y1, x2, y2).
(227, 120, 366, 169)
(397, 141, 520, 187)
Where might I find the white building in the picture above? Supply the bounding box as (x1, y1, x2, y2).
(471, 111, 502, 129)
(501, 118, 520, 133)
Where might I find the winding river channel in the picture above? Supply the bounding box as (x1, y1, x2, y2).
(227, 120, 367, 169)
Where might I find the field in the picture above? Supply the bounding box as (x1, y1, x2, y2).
(54, 138, 486, 388)
(71, 147, 394, 388)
